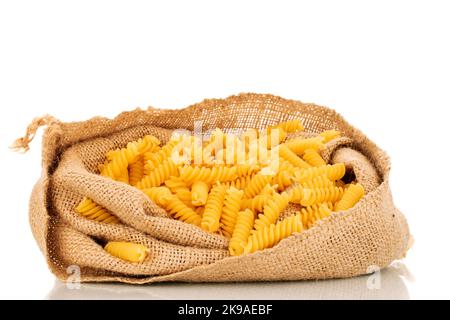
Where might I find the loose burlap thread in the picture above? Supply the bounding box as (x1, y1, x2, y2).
(21, 93, 410, 283)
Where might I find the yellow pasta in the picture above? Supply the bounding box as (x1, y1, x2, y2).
(144, 139, 180, 173)
(278, 144, 311, 169)
(243, 173, 272, 198)
(191, 181, 210, 206)
(75, 197, 119, 224)
(225, 175, 255, 190)
(301, 174, 334, 188)
(128, 156, 145, 186)
(298, 204, 332, 229)
(302, 149, 326, 167)
(285, 136, 325, 155)
(269, 119, 304, 133)
(259, 183, 276, 195)
(241, 194, 273, 212)
(135, 135, 161, 154)
(178, 165, 237, 185)
(142, 187, 172, 206)
(294, 163, 346, 183)
(233, 164, 260, 177)
(272, 171, 291, 192)
(104, 241, 149, 263)
(244, 213, 304, 254)
(220, 187, 244, 238)
(101, 143, 140, 181)
(164, 194, 202, 226)
(96, 118, 368, 256)
(229, 209, 255, 256)
(300, 186, 344, 206)
(253, 192, 290, 231)
(136, 159, 178, 189)
(164, 176, 190, 193)
(320, 130, 341, 143)
(201, 184, 227, 232)
(286, 185, 303, 204)
(334, 183, 365, 211)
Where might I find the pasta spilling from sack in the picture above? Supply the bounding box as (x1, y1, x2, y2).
(74, 119, 366, 261)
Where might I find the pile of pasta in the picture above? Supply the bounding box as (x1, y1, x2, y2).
(75, 119, 365, 263)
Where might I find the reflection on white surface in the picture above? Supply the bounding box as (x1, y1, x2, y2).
(47, 263, 411, 300)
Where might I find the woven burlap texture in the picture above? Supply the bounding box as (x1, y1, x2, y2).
(26, 93, 410, 283)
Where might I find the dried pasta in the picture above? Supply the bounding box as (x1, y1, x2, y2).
(334, 183, 365, 211)
(244, 214, 304, 254)
(320, 130, 341, 143)
(229, 209, 255, 256)
(92, 118, 368, 256)
(104, 241, 149, 263)
(300, 186, 344, 207)
(191, 181, 210, 206)
(243, 173, 272, 198)
(278, 144, 311, 169)
(269, 119, 304, 133)
(128, 156, 145, 186)
(253, 192, 290, 231)
(201, 184, 227, 232)
(220, 187, 244, 238)
(137, 159, 178, 189)
(285, 136, 325, 155)
(298, 204, 332, 228)
(75, 197, 119, 224)
(302, 149, 326, 167)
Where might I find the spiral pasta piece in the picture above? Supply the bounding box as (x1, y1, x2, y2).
(225, 175, 255, 190)
(137, 159, 178, 189)
(244, 213, 304, 254)
(75, 197, 119, 224)
(163, 194, 202, 226)
(229, 209, 255, 256)
(220, 187, 244, 238)
(334, 183, 365, 211)
(142, 186, 173, 206)
(278, 144, 311, 169)
(191, 181, 210, 206)
(320, 130, 341, 143)
(128, 156, 145, 186)
(286, 185, 303, 204)
(261, 128, 287, 149)
(233, 164, 260, 177)
(243, 173, 272, 198)
(241, 194, 273, 212)
(178, 165, 237, 185)
(269, 119, 304, 133)
(164, 176, 190, 194)
(143, 139, 180, 174)
(298, 204, 332, 229)
(302, 149, 326, 167)
(104, 241, 149, 263)
(253, 192, 290, 231)
(301, 174, 334, 188)
(136, 135, 161, 154)
(300, 186, 344, 206)
(102, 143, 141, 181)
(294, 163, 346, 183)
(259, 183, 276, 195)
(272, 171, 293, 191)
(285, 136, 325, 155)
(201, 184, 227, 232)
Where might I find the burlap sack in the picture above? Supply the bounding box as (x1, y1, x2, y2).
(16, 93, 411, 283)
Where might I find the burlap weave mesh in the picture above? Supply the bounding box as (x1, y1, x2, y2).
(25, 93, 410, 283)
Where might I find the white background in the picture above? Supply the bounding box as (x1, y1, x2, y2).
(0, 0, 449, 299)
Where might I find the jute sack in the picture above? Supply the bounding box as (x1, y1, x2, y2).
(16, 93, 411, 284)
